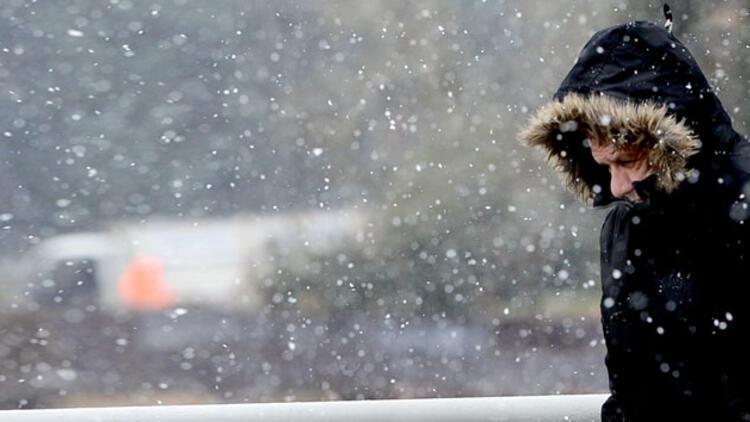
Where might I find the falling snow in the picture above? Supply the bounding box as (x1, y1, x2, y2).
(0, 0, 748, 412)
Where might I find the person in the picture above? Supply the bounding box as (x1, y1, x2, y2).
(519, 7, 750, 421)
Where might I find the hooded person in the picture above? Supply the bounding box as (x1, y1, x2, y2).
(519, 7, 750, 421)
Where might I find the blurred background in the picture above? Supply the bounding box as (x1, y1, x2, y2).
(0, 0, 748, 409)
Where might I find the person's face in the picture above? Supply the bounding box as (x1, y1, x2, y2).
(590, 140, 652, 203)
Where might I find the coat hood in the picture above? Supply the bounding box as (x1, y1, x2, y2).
(519, 20, 741, 206)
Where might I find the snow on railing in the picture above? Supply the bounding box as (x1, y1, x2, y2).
(0, 394, 607, 421)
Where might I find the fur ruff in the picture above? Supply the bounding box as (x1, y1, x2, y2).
(518, 93, 701, 204)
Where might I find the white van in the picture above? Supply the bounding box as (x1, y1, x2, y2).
(10, 208, 367, 313)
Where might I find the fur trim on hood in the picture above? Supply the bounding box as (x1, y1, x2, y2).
(518, 93, 701, 205)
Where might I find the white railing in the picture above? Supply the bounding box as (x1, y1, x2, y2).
(0, 394, 607, 421)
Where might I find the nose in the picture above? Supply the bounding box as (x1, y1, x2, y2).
(610, 166, 635, 199)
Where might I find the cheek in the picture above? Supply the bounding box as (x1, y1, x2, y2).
(627, 164, 651, 181)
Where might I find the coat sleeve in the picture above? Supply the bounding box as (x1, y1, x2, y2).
(599, 203, 645, 421)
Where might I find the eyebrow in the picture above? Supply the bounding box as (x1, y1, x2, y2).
(616, 153, 639, 161)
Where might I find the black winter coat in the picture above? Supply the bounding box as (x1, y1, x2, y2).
(520, 21, 750, 421)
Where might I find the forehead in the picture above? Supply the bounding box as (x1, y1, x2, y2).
(591, 142, 640, 157)
(590, 140, 641, 162)
(590, 141, 617, 158)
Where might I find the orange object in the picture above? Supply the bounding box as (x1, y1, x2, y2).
(117, 256, 175, 310)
